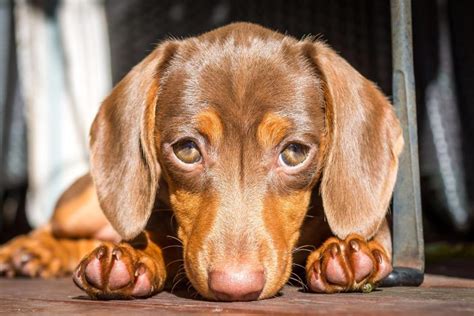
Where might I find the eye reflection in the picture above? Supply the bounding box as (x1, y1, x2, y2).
(279, 143, 309, 167)
(173, 140, 202, 164)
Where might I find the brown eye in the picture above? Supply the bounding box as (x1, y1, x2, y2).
(173, 140, 202, 164)
(279, 143, 309, 167)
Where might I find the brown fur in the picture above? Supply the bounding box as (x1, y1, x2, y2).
(0, 23, 402, 301)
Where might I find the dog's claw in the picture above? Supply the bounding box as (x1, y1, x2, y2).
(135, 263, 146, 277)
(112, 248, 122, 260)
(306, 234, 392, 293)
(96, 246, 106, 259)
(349, 240, 360, 252)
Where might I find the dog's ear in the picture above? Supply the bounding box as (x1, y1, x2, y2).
(302, 41, 404, 239)
(89, 41, 179, 240)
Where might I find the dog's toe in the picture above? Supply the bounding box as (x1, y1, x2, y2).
(306, 238, 351, 293)
(324, 243, 351, 286)
(108, 248, 133, 290)
(368, 247, 392, 283)
(347, 237, 374, 282)
(131, 264, 153, 296)
(0, 253, 15, 277)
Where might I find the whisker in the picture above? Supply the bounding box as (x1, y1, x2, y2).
(295, 273, 308, 290)
(172, 271, 187, 284)
(292, 245, 315, 254)
(294, 249, 314, 254)
(171, 277, 186, 293)
(293, 245, 315, 251)
(292, 249, 313, 254)
(287, 275, 301, 287)
(175, 266, 185, 276)
(166, 259, 184, 269)
(288, 277, 304, 290)
(166, 235, 183, 244)
(291, 272, 308, 290)
(187, 282, 194, 293)
(292, 263, 306, 270)
(162, 245, 183, 250)
(289, 274, 307, 290)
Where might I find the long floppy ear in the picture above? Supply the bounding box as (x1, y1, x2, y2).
(303, 41, 404, 239)
(89, 41, 179, 240)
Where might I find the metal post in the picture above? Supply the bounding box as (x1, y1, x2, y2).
(0, 0, 12, 232)
(382, 0, 424, 286)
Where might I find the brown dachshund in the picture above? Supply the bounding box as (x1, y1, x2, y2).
(0, 23, 403, 301)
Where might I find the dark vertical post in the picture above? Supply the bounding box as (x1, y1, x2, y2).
(382, 0, 424, 286)
(0, 0, 12, 232)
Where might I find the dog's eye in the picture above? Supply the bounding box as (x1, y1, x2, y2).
(173, 140, 202, 164)
(279, 143, 309, 167)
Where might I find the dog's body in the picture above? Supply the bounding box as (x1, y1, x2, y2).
(0, 23, 402, 301)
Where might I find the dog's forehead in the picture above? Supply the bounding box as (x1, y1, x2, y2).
(158, 34, 323, 138)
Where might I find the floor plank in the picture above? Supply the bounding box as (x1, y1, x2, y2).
(1, 275, 473, 315)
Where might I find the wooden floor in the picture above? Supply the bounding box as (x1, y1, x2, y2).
(1, 275, 473, 315)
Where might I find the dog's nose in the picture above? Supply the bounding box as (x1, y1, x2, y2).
(208, 266, 265, 301)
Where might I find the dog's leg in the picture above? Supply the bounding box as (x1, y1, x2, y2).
(0, 174, 114, 278)
(73, 231, 168, 299)
(0, 226, 100, 278)
(305, 221, 392, 293)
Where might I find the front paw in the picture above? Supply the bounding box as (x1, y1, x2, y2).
(0, 233, 67, 278)
(306, 234, 392, 293)
(73, 242, 165, 299)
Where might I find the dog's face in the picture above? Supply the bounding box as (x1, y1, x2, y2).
(156, 34, 326, 299)
(89, 23, 402, 300)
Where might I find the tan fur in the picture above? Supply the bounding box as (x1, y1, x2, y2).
(257, 113, 292, 149)
(52, 174, 118, 241)
(196, 109, 224, 146)
(168, 185, 220, 297)
(261, 190, 313, 296)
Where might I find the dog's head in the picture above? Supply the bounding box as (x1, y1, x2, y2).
(89, 23, 403, 301)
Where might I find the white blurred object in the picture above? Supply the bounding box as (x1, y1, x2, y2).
(424, 0, 470, 230)
(15, 0, 112, 228)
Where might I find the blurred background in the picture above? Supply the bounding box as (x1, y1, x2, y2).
(0, 0, 473, 276)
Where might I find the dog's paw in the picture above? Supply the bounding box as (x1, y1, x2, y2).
(306, 234, 392, 293)
(73, 242, 165, 299)
(0, 232, 70, 278)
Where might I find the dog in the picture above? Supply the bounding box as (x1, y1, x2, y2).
(0, 22, 403, 301)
